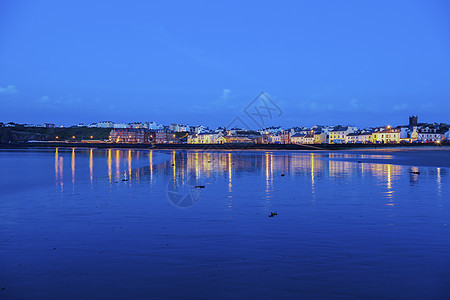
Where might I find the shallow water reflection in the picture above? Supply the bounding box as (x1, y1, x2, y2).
(49, 149, 448, 205)
(1, 148, 449, 299)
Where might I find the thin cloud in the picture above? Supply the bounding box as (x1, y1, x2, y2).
(39, 96, 50, 103)
(0, 85, 18, 95)
(220, 89, 232, 100)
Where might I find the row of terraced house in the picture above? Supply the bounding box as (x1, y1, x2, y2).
(108, 117, 450, 144)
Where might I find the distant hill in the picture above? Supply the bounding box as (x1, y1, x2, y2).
(0, 126, 111, 143)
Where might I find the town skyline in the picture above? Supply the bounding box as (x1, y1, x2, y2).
(2, 115, 449, 145)
(2, 114, 448, 131)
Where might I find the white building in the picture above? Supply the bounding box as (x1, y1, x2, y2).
(269, 133, 281, 144)
(193, 125, 209, 134)
(169, 124, 191, 132)
(128, 122, 144, 129)
(187, 132, 223, 144)
(417, 127, 444, 142)
(113, 123, 128, 129)
(444, 130, 450, 141)
(144, 122, 163, 130)
(97, 121, 114, 128)
(345, 132, 372, 143)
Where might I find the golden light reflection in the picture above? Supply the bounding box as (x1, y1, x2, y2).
(263, 152, 274, 192)
(59, 156, 63, 182)
(58, 155, 64, 191)
(437, 167, 441, 196)
(89, 148, 93, 184)
(328, 155, 354, 178)
(181, 158, 185, 181)
(115, 150, 120, 180)
(265, 152, 269, 191)
(100, 151, 414, 206)
(149, 150, 153, 182)
(172, 151, 176, 180)
(270, 154, 273, 184)
(195, 152, 199, 180)
(55, 148, 59, 181)
(228, 152, 232, 192)
(128, 150, 132, 179)
(54, 148, 64, 190)
(107, 149, 112, 182)
(71, 148, 75, 184)
(387, 164, 392, 190)
(385, 164, 395, 205)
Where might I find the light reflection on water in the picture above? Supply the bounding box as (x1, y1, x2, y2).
(50, 149, 448, 203)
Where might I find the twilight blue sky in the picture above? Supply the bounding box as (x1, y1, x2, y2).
(1, 0, 449, 128)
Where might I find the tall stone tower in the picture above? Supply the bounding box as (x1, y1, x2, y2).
(409, 115, 418, 127)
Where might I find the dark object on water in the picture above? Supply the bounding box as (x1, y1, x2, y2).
(122, 179, 128, 181)
(281, 174, 285, 177)
(410, 171, 420, 175)
(358, 161, 362, 163)
(269, 211, 278, 217)
(195, 185, 205, 188)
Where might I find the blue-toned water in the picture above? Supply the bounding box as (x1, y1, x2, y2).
(0, 148, 449, 299)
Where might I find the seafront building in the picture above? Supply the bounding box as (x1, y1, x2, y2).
(328, 126, 357, 144)
(345, 132, 372, 144)
(109, 129, 152, 143)
(291, 132, 314, 144)
(417, 127, 445, 142)
(371, 127, 408, 143)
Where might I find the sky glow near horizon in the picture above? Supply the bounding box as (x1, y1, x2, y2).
(0, 0, 449, 128)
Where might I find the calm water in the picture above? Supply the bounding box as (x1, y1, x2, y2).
(0, 148, 449, 299)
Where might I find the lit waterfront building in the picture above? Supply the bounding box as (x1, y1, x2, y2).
(313, 132, 327, 144)
(109, 129, 152, 143)
(417, 127, 445, 142)
(222, 135, 254, 143)
(371, 127, 408, 143)
(291, 132, 314, 144)
(280, 130, 291, 144)
(155, 129, 179, 143)
(188, 132, 224, 144)
(269, 132, 281, 144)
(328, 126, 357, 144)
(345, 132, 372, 144)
